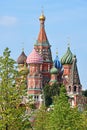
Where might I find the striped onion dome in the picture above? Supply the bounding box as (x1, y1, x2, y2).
(26, 49, 43, 64)
(17, 51, 27, 64)
(61, 47, 73, 65)
(54, 55, 62, 70)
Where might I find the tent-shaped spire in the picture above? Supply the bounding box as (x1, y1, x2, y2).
(34, 12, 52, 62)
(37, 12, 48, 43)
(69, 55, 81, 85)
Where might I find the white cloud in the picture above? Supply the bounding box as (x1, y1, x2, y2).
(0, 16, 17, 26)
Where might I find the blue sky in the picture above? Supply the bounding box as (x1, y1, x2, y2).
(0, 0, 87, 89)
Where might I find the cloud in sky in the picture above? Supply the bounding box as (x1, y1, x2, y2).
(0, 16, 17, 26)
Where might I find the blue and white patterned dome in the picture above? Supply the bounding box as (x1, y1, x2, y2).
(54, 55, 62, 70)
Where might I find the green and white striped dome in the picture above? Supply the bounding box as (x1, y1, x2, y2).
(61, 47, 73, 65)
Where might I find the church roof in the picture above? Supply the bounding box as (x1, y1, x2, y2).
(38, 13, 47, 43)
(50, 66, 58, 74)
(61, 46, 73, 65)
(26, 49, 43, 64)
(34, 13, 50, 46)
(34, 13, 52, 63)
(54, 55, 62, 70)
(17, 51, 27, 64)
(69, 55, 81, 85)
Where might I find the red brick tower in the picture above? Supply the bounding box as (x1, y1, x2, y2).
(61, 46, 73, 87)
(26, 49, 43, 107)
(34, 13, 53, 85)
(49, 66, 58, 85)
(61, 46, 82, 107)
(17, 49, 28, 87)
(68, 55, 82, 96)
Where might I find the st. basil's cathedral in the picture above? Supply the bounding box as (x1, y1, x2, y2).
(17, 13, 87, 109)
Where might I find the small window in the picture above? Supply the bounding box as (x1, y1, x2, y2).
(74, 86, 76, 92)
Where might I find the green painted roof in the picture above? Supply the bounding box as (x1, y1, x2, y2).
(50, 67, 58, 74)
(61, 47, 73, 65)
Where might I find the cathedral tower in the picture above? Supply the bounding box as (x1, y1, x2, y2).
(67, 55, 82, 96)
(17, 49, 28, 87)
(61, 46, 73, 86)
(26, 49, 43, 107)
(34, 13, 53, 84)
(49, 65, 58, 85)
(61, 46, 82, 96)
(17, 49, 27, 71)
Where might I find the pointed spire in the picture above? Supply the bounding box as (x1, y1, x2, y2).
(69, 55, 81, 85)
(34, 12, 52, 63)
(37, 12, 48, 43)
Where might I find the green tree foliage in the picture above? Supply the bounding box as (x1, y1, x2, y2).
(48, 85, 86, 130)
(82, 90, 87, 97)
(43, 84, 52, 107)
(44, 83, 60, 107)
(34, 105, 49, 130)
(0, 48, 31, 130)
(34, 85, 87, 130)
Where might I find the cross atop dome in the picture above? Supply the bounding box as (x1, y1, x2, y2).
(39, 7, 45, 21)
(56, 48, 58, 56)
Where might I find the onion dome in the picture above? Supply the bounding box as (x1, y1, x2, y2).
(61, 47, 73, 65)
(54, 55, 62, 70)
(26, 49, 43, 64)
(39, 13, 45, 21)
(17, 50, 27, 64)
(50, 66, 58, 74)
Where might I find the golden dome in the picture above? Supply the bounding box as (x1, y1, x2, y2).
(39, 14, 45, 21)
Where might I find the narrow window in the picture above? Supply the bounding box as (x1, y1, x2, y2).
(74, 86, 76, 92)
(69, 86, 71, 92)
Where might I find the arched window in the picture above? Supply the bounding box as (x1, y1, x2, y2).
(74, 86, 77, 92)
(69, 86, 71, 92)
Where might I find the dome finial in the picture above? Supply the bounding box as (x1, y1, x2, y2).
(39, 7, 45, 21)
(41, 6, 44, 15)
(21, 42, 24, 52)
(56, 48, 58, 56)
(67, 37, 70, 48)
